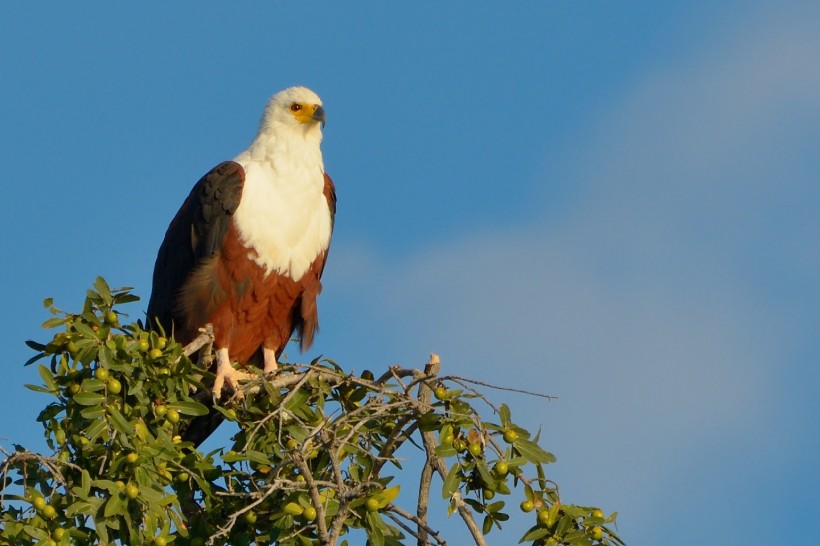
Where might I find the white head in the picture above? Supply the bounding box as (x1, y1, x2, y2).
(258, 86, 326, 138)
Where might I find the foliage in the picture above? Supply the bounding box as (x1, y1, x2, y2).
(0, 278, 624, 546)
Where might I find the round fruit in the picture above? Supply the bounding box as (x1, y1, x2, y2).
(157, 367, 171, 376)
(483, 489, 495, 500)
(454, 439, 467, 452)
(467, 442, 482, 457)
(175, 472, 189, 483)
(591, 508, 604, 519)
(152, 538, 167, 546)
(503, 429, 519, 443)
(433, 386, 447, 400)
(537, 509, 551, 526)
(493, 461, 509, 476)
(107, 378, 122, 394)
(115, 481, 126, 492)
(155, 404, 167, 417)
(125, 484, 139, 499)
(243, 510, 258, 525)
(46, 540, 57, 546)
(365, 497, 380, 512)
(302, 506, 317, 521)
(125, 452, 139, 464)
(95, 368, 110, 381)
(148, 348, 163, 360)
(42, 505, 57, 519)
(53, 528, 66, 539)
(156, 337, 168, 350)
(32, 496, 46, 510)
(68, 383, 81, 395)
(138, 339, 150, 352)
(520, 500, 534, 513)
(590, 526, 603, 541)
(166, 409, 180, 424)
(67, 341, 79, 355)
(104, 311, 118, 325)
(440, 431, 454, 446)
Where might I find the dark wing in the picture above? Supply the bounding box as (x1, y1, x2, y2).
(146, 161, 245, 341)
(294, 172, 337, 351)
(324, 172, 337, 232)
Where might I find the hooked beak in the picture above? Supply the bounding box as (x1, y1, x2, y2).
(313, 105, 326, 128)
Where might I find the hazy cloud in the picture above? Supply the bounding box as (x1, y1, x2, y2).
(323, 5, 820, 541)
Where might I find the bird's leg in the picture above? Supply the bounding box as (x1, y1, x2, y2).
(263, 346, 278, 375)
(212, 347, 255, 401)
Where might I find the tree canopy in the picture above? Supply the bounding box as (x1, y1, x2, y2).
(0, 278, 623, 546)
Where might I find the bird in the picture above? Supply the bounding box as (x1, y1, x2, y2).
(146, 86, 336, 441)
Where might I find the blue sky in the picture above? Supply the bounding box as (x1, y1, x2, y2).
(2, 2, 818, 544)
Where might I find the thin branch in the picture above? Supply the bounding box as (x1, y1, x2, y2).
(416, 458, 434, 546)
(293, 451, 330, 542)
(442, 375, 557, 401)
(387, 504, 449, 546)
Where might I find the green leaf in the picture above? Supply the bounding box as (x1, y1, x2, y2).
(65, 500, 93, 518)
(442, 462, 461, 499)
(520, 526, 550, 543)
(85, 416, 107, 440)
(73, 321, 99, 339)
(94, 276, 113, 304)
(483, 515, 493, 535)
(80, 469, 92, 497)
(515, 438, 557, 464)
(72, 392, 106, 406)
(166, 400, 209, 416)
(24, 384, 53, 393)
(80, 378, 106, 392)
(23, 352, 46, 367)
(434, 444, 458, 458)
(486, 500, 505, 514)
(476, 460, 494, 486)
(499, 403, 511, 426)
(41, 317, 67, 329)
(25, 340, 47, 351)
(374, 485, 400, 507)
(98, 346, 114, 368)
(103, 491, 126, 518)
(245, 450, 272, 466)
(366, 512, 385, 546)
(108, 406, 135, 436)
(37, 364, 57, 392)
(81, 406, 106, 419)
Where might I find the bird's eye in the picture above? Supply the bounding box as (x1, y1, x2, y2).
(290, 103, 302, 112)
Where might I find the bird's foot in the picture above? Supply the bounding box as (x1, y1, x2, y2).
(213, 348, 255, 401)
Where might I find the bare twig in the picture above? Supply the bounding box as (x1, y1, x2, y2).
(442, 375, 557, 401)
(387, 504, 449, 546)
(417, 458, 435, 546)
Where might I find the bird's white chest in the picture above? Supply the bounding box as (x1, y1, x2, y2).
(232, 157, 331, 281)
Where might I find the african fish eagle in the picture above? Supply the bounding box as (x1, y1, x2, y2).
(147, 86, 335, 405)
